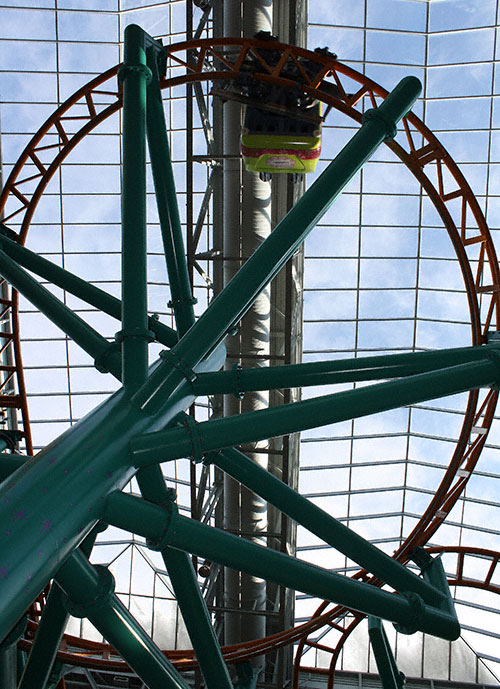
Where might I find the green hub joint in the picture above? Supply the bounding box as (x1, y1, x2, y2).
(160, 349, 197, 383)
(393, 592, 426, 636)
(118, 63, 153, 84)
(146, 499, 177, 551)
(362, 108, 398, 141)
(63, 565, 115, 618)
(94, 340, 121, 374)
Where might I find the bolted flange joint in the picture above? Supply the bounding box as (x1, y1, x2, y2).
(63, 565, 115, 618)
(94, 340, 121, 374)
(362, 107, 398, 142)
(486, 349, 500, 390)
(393, 591, 426, 635)
(118, 63, 153, 84)
(146, 498, 177, 552)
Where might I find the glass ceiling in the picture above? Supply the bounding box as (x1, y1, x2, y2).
(0, 0, 500, 685)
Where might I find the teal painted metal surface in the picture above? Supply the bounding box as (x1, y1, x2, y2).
(0, 33, 467, 686)
(103, 491, 460, 641)
(17, 527, 102, 689)
(56, 550, 191, 689)
(193, 343, 500, 394)
(120, 24, 151, 391)
(208, 447, 444, 607)
(368, 617, 406, 689)
(132, 358, 500, 464)
(146, 47, 196, 338)
(0, 230, 178, 348)
(0, 248, 122, 380)
(131, 75, 423, 416)
(161, 545, 233, 689)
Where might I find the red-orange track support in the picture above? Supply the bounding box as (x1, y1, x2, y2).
(0, 37, 498, 680)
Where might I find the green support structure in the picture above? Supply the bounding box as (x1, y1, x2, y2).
(146, 45, 196, 338)
(192, 342, 500, 394)
(103, 491, 460, 641)
(0, 229, 178, 348)
(368, 617, 406, 689)
(131, 75, 424, 416)
(0, 248, 122, 380)
(132, 358, 500, 464)
(0, 26, 470, 687)
(17, 526, 103, 689)
(120, 24, 151, 391)
(56, 550, 191, 689)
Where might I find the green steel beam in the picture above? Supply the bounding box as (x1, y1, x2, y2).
(146, 47, 196, 338)
(0, 341, 224, 644)
(120, 24, 151, 391)
(161, 546, 233, 689)
(18, 526, 102, 689)
(368, 617, 405, 689)
(134, 466, 233, 688)
(56, 550, 191, 689)
(132, 358, 500, 465)
(103, 491, 460, 641)
(0, 248, 122, 379)
(208, 447, 444, 607)
(132, 76, 422, 415)
(0, 230, 178, 348)
(192, 343, 500, 395)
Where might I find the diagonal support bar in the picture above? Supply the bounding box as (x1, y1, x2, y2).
(103, 491, 460, 641)
(368, 617, 405, 689)
(55, 550, 191, 689)
(192, 343, 500, 395)
(132, 358, 500, 465)
(161, 546, 233, 689)
(146, 47, 196, 337)
(207, 447, 444, 607)
(0, 229, 178, 348)
(0, 248, 121, 379)
(132, 76, 422, 414)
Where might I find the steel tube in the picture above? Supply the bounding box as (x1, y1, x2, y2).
(192, 343, 500, 395)
(0, 341, 225, 643)
(146, 52, 196, 338)
(132, 358, 499, 464)
(0, 248, 121, 379)
(56, 551, 190, 689)
(210, 447, 444, 607)
(103, 492, 460, 640)
(132, 77, 422, 414)
(161, 546, 233, 689)
(121, 24, 150, 391)
(0, 232, 177, 348)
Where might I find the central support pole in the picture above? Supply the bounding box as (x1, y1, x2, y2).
(120, 24, 150, 391)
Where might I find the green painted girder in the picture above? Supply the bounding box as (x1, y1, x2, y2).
(132, 357, 500, 465)
(368, 617, 406, 689)
(120, 23, 151, 391)
(131, 75, 424, 416)
(192, 342, 500, 394)
(55, 550, 191, 689)
(0, 230, 178, 348)
(0, 248, 122, 380)
(146, 45, 196, 338)
(208, 447, 444, 607)
(103, 491, 460, 641)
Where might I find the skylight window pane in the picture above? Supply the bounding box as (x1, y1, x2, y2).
(366, 30, 425, 65)
(429, 27, 495, 66)
(429, 0, 497, 32)
(308, 0, 365, 28)
(367, 0, 427, 32)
